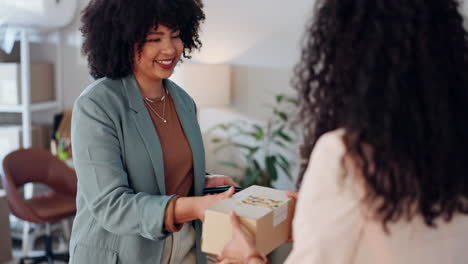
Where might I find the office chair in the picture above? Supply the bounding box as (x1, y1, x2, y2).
(1, 148, 77, 264)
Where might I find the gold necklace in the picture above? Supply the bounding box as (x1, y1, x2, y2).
(143, 89, 168, 123)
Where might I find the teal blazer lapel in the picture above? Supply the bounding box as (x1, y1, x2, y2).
(122, 75, 167, 195)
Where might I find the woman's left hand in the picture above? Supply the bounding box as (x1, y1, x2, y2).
(218, 212, 260, 263)
(205, 175, 239, 188)
(285, 190, 299, 243)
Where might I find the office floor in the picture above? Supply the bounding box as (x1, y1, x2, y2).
(5, 250, 67, 264)
(5, 229, 69, 264)
(4, 227, 291, 264)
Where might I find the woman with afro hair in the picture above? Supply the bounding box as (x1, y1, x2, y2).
(70, 0, 236, 263)
(218, 0, 468, 263)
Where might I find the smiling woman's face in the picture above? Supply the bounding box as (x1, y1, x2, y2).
(133, 24, 183, 83)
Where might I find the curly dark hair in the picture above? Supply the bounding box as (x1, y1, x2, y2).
(295, 0, 468, 228)
(80, 0, 205, 79)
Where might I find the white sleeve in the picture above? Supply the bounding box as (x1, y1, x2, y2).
(285, 132, 366, 264)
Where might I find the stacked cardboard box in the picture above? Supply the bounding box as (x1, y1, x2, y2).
(0, 125, 50, 151)
(0, 63, 54, 105)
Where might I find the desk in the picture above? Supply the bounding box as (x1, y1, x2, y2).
(0, 190, 12, 263)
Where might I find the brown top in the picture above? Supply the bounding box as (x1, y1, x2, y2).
(143, 90, 194, 232)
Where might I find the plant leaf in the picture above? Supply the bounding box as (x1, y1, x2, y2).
(273, 140, 288, 148)
(252, 159, 262, 171)
(244, 168, 261, 187)
(277, 162, 292, 180)
(276, 155, 292, 180)
(278, 130, 293, 142)
(285, 97, 298, 104)
(213, 142, 233, 153)
(274, 109, 288, 121)
(234, 143, 259, 154)
(253, 124, 264, 133)
(207, 123, 230, 134)
(276, 95, 284, 103)
(245, 148, 260, 159)
(271, 125, 285, 140)
(211, 137, 223, 143)
(265, 156, 278, 181)
(219, 161, 241, 169)
(250, 131, 264, 141)
(278, 155, 290, 167)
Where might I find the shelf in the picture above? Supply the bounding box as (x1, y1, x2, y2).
(2, 26, 59, 44)
(31, 101, 59, 111)
(0, 105, 21, 113)
(0, 100, 59, 113)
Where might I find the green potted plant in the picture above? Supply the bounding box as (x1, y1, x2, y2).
(208, 94, 298, 188)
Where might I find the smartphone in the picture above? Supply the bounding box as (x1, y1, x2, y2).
(203, 185, 242, 195)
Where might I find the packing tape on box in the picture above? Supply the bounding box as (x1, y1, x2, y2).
(234, 192, 288, 226)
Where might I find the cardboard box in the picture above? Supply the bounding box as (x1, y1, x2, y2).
(202, 185, 295, 256)
(0, 63, 54, 105)
(0, 190, 13, 263)
(0, 124, 50, 151)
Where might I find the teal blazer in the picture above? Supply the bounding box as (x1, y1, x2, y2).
(69, 75, 207, 264)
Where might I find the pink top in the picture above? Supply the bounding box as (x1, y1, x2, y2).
(285, 129, 468, 264)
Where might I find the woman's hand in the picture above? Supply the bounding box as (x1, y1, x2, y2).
(285, 190, 298, 200)
(174, 187, 235, 223)
(175, 187, 236, 223)
(285, 190, 299, 243)
(218, 212, 262, 263)
(205, 175, 239, 188)
(196, 187, 235, 221)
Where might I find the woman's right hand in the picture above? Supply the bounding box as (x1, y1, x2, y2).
(195, 187, 235, 221)
(174, 187, 235, 223)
